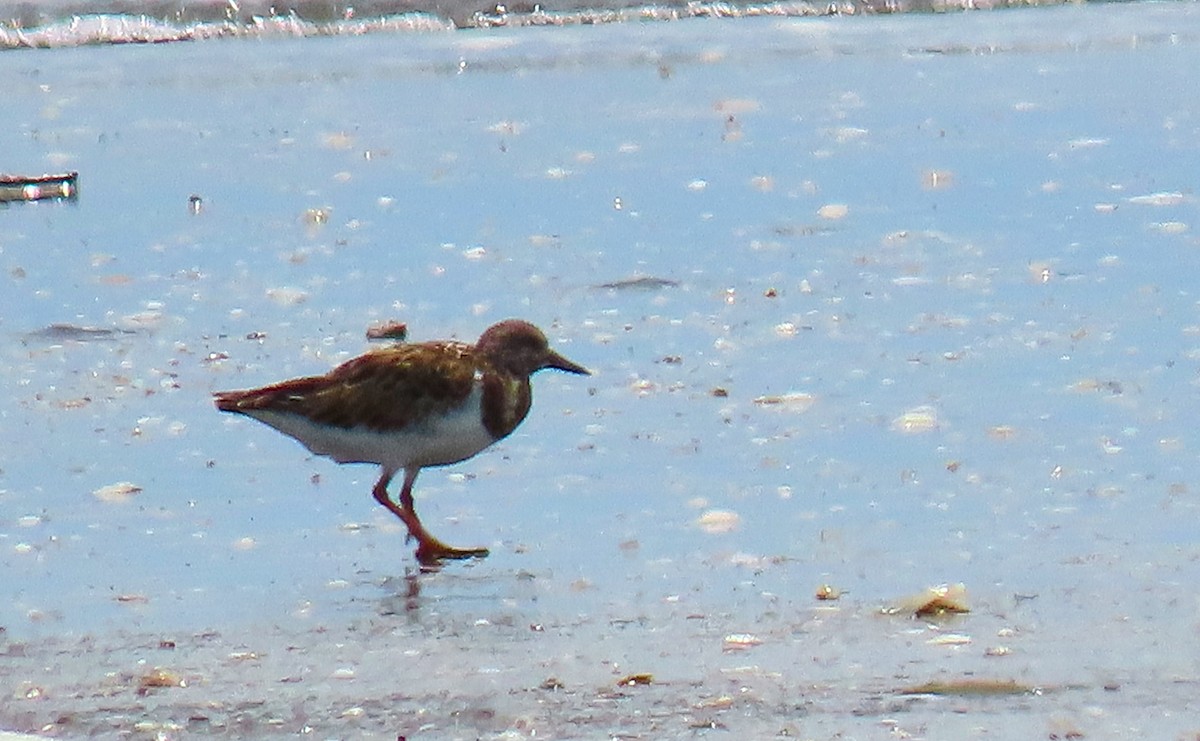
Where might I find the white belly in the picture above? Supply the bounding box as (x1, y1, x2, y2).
(244, 386, 496, 471)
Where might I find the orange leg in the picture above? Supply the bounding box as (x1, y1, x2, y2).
(371, 467, 489, 566)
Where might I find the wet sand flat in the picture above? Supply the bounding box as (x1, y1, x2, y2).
(3, 2, 1200, 737)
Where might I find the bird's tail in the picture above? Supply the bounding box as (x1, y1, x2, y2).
(213, 389, 257, 413)
(214, 375, 329, 414)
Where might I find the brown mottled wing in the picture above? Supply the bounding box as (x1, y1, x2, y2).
(214, 341, 479, 432)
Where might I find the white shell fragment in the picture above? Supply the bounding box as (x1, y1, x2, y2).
(817, 203, 849, 220)
(92, 481, 143, 504)
(695, 509, 741, 534)
(722, 633, 763, 651)
(891, 406, 940, 434)
(753, 392, 816, 412)
(1127, 191, 1185, 206)
(266, 286, 309, 306)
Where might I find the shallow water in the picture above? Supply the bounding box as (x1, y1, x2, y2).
(0, 0, 1107, 40)
(3, 2, 1200, 737)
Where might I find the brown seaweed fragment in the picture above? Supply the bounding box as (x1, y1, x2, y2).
(898, 678, 1035, 696)
(882, 583, 969, 617)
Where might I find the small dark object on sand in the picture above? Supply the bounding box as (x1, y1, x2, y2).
(594, 276, 679, 291)
(24, 323, 130, 343)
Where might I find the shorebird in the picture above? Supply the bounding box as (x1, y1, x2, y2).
(214, 319, 589, 565)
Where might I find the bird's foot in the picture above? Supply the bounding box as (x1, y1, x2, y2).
(415, 539, 490, 567)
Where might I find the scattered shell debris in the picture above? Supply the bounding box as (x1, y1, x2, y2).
(227, 651, 261, 662)
(1150, 221, 1188, 235)
(1069, 378, 1124, 395)
(265, 286, 309, 306)
(1027, 260, 1054, 283)
(695, 509, 740, 534)
(815, 584, 842, 601)
(119, 307, 167, 331)
(527, 233, 560, 247)
(16, 683, 44, 700)
(987, 425, 1017, 440)
(749, 175, 774, 192)
(301, 206, 331, 226)
(615, 673, 654, 686)
(695, 695, 736, 712)
(891, 405, 940, 434)
(726, 552, 785, 568)
(1127, 191, 1185, 206)
(713, 98, 760, 114)
(320, 131, 354, 150)
(365, 320, 408, 342)
(753, 392, 816, 412)
(921, 169, 955, 189)
(722, 633, 763, 651)
(883, 583, 970, 617)
(629, 377, 657, 396)
(137, 669, 186, 692)
(92, 481, 143, 504)
(927, 633, 972, 646)
(817, 203, 849, 220)
(486, 120, 525, 136)
(829, 126, 868, 143)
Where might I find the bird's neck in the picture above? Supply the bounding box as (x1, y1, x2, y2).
(479, 371, 533, 440)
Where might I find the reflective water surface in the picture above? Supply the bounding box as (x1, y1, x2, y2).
(2, 2, 1200, 736)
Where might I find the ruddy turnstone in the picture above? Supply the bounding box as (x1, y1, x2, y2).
(214, 319, 589, 565)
